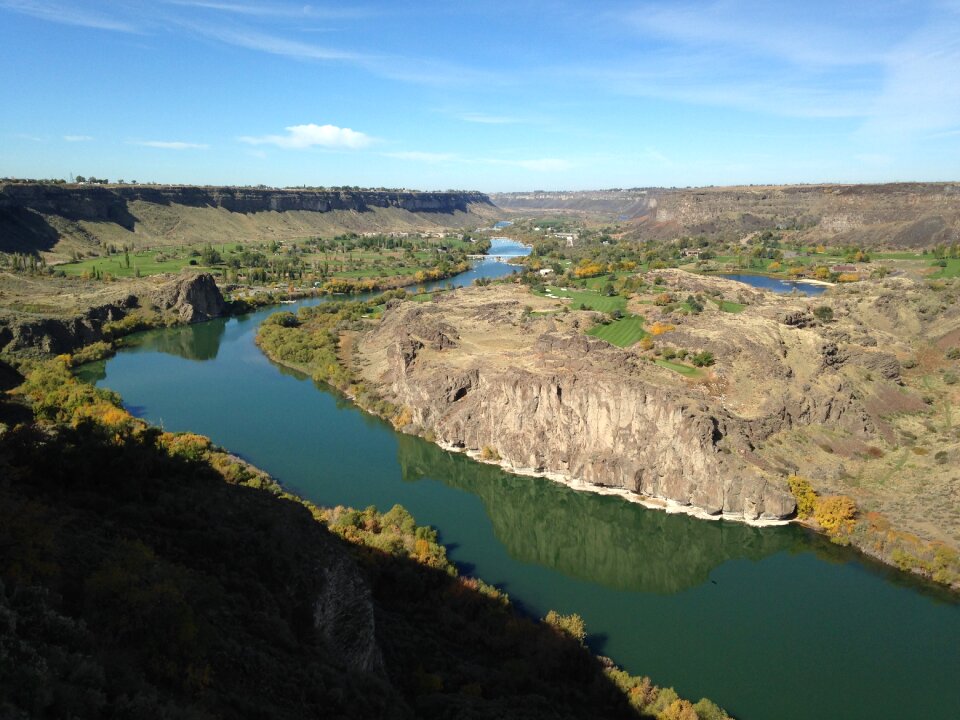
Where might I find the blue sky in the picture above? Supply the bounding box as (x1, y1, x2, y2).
(1, 0, 959, 191)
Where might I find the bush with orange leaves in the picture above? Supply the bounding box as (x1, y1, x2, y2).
(837, 272, 860, 283)
(814, 495, 857, 541)
(653, 292, 673, 306)
(649, 321, 676, 336)
(572, 260, 605, 278)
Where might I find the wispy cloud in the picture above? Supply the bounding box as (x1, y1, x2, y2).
(624, 2, 895, 68)
(389, 150, 572, 173)
(183, 24, 364, 62)
(384, 151, 459, 163)
(858, 12, 960, 138)
(0, 0, 138, 32)
(63, 134, 93, 142)
(179, 20, 500, 87)
(129, 140, 209, 150)
(166, 0, 371, 20)
(239, 123, 374, 149)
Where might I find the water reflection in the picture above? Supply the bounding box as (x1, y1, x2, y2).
(121, 317, 228, 361)
(397, 434, 814, 593)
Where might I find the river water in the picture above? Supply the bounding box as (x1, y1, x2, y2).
(82, 242, 959, 720)
(720, 273, 829, 296)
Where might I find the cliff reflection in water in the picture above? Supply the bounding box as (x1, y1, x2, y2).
(396, 434, 810, 594)
(122, 317, 227, 361)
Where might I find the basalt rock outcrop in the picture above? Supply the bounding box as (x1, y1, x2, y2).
(148, 272, 225, 323)
(493, 183, 960, 247)
(0, 272, 225, 355)
(0, 183, 497, 254)
(358, 290, 803, 521)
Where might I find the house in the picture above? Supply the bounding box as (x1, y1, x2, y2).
(831, 264, 858, 273)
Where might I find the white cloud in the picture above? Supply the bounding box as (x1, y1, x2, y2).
(0, 0, 137, 32)
(239, 123, 374, 149)
(166, 1, 370, 20)
(63, 135, 93, 142)
(186, 25, 362, 63)
(858, 16, 960, 138)
(130, 140, 209, 149)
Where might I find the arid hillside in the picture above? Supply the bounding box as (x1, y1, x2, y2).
(492, 183, 960, 248)
(0, 184, 501, 260)
(352, 274, 960, 579)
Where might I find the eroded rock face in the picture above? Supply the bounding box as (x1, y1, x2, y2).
(149, 272, 225, 323)
(362, 294, 798, 521)
(0, 273, 225, 354)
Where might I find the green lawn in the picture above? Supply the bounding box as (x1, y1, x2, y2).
(930, 259, 960, 278)
(538, 286, 626, 313)
(712, 298, 745, 313)
(655, 359, 704, 378)
(588, 315, 647, 347)
(58, 252, 208, 277)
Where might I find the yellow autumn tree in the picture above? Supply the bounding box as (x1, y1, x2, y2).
(814, 495, 857, 537)
(787, 475, 817, 519)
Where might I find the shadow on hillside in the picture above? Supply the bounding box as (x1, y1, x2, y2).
(0, 403, 645, 719)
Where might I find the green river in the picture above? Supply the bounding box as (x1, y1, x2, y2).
(81, 251, 959, 719)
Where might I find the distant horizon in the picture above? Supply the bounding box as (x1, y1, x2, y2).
(3, 0, 959, 191)
(4, 177, 959, 195)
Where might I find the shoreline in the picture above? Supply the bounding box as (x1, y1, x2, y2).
(437, 440, 792, 528)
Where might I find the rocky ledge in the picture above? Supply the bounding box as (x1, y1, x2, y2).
(0, 272, 225, 355)
(356, 288, 808, 521)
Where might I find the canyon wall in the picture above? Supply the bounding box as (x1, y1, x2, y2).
(0, 184, 498, 255)
(493, 183, 960, 247)
(0, 273, 225, 355)
(359, 293, 803, 521)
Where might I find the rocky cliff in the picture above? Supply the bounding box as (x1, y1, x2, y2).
(493, 183, 960, 247)
(0, 183, 498, 255)
(357, 288, 803, 521)
(0, 272, 225, 354)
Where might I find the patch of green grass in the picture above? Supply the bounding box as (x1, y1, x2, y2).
(655, 359, 704, 378)
(873, 252, 926, 260)
(712, 298, 745, 313)
(538, 286, 626, 313)
(58, 252, 208, 277)
(588, 315, 647, 347)
(930, 259, 960, 278)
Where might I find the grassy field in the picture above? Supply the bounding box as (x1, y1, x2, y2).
(539, 285, 627, 313)
(712, 298, 746, 313)
(930, 259, 960, 278)
(57, 241, 459, 286)
(588, 315, 647, 347)
(655, 359, 704, 378)
(57, 251, 209, 277)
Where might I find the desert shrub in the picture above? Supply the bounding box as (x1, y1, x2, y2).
(479, 446, 500, 461)
(691, 351, 715, 367)
(814, 495, 857, 539)
(812, 305, 834, 322)
(543, 611, 586, 644)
